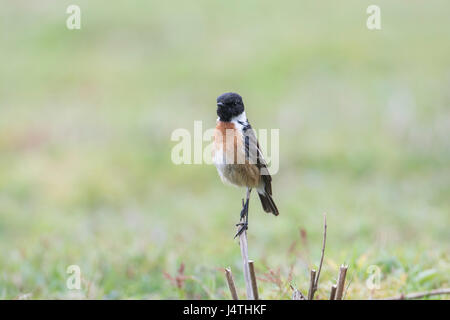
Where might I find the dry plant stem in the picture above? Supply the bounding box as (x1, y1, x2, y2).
(238, 188, 254, 300)
(335, 265, 348, 300)
(225, 268, 239, 300)
(314, 214, 327, 286)
(307, 269, 317, 300)
(384, 288, 450, 300)
(309, 213, 327, 300)
(330, 284, 337, 300)
(248, 261, 259, 300)
(238, 226, 254, 299)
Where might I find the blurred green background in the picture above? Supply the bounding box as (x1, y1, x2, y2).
(0, 1, 449, 299)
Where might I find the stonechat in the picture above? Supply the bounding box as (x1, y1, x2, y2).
(212, 92, 279, 237)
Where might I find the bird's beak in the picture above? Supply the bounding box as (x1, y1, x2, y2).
(217, 102, 224, 107)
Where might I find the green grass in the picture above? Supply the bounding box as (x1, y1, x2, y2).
(0, 0, 449, 299)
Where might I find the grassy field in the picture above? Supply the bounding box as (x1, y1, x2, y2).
(0, 1, 449, 299)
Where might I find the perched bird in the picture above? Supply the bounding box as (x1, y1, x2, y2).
(212, 92, 279, 237)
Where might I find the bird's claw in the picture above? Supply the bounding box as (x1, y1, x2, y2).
(234, 222, 248, 238)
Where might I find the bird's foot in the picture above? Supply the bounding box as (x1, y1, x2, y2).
(234, 222, 248, 238)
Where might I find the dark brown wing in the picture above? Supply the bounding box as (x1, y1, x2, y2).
(240, 121, 272, 195)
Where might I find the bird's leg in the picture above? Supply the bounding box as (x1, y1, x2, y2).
(235, 188, 251, 238)
(240, 198, 249, 220)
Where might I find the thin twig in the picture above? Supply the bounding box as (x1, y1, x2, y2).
(384, 288, 450, 300)
(307, 269, 317, 300)
(329, 284, 337, 300)
(342, 272, 353, 300)
(335, 264, 348, 300)
(315, 214, 327, 286)
(224, 268, 239, 300)
(309, 213, 327, 300)
(238, 188, 254, 299)
(248, 261, 259, 300)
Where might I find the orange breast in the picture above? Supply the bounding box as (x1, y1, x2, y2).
(213, 121, 244, 164)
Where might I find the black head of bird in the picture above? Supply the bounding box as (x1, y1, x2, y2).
(216, 92, 245, 122)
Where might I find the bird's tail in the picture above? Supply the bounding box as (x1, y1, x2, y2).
(257, 190, 279, 216)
